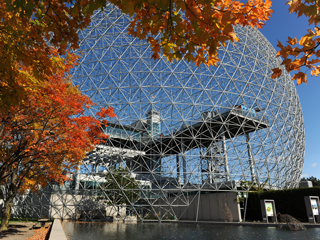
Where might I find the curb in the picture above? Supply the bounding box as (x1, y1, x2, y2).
(48, 219, 67, 240)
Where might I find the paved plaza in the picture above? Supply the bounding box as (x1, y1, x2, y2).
(0, 222, 51, 240)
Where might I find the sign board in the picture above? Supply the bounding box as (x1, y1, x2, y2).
(304, 196, 320, 223)
(311, 199, 319, 215)
(265, 202, 274, 216)
(260, 199, 277, 223)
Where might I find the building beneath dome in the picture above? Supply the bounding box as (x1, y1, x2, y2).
(11, 4, 305, 222)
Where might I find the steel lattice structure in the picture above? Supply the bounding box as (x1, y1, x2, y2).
(12, 4, 305, 221)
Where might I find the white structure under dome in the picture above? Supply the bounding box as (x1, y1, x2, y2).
(12, 4, 305, 221)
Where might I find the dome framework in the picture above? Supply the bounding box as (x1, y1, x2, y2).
(12, 4, 304, 221)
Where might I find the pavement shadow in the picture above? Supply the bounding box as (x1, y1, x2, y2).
(0, 223, 34, 239)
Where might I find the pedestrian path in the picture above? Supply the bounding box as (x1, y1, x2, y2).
(0, 222, 35, 240)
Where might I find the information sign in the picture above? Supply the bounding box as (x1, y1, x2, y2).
(311, 199, 319, 216)
(265, 202, 274, 216)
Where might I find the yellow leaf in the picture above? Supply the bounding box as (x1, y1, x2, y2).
(287, 36, 297, 45)
(228, 32, 239, 42)
(311, 67, 320, 77)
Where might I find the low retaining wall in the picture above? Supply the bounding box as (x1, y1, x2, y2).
(11, 191, 241, 222)
(49, 219, 67, 240)
(11, 193, 125, 219)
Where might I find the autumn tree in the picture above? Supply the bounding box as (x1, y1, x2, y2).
(1, 0, 104, 109)
(271, 0, 320, 84)
(110, 0, 273, 66)
(1, 0, 274, 110)
(4, 0, 320, 95)
(0, 48, 116, 231)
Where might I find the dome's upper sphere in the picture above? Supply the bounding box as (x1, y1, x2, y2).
(71, 4, 305, 189)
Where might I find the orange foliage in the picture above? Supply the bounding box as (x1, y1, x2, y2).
(272, 0, 320, 85)
(26, 226, 50, 240)
(1, 0, 274, 110)
(1, 0, 110, 109)
(111, 0, 273, 67)
(0, 48, 115, 193)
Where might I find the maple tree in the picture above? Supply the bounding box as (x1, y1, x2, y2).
(1, 0, 273, 110)
(1, 0, 103, 110)
(109, 0, 273, 66)
(3, 0, 316, 228)
(271, 0, 320, 85)
(0, 49, 116, 231)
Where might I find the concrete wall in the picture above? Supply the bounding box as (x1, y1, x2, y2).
(49, 194, 125, 219)
(11, 193, 125, 220)
(154, 192, 241, 222)
(11, 191, 241, 222)
(11, 192, 51, 218)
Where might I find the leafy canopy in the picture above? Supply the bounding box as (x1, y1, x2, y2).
(0, 48, 116, 194)
(0, 47, 116, 230)
(1, 0, 273, 110)
(110, 0, 273, 66)
(96, 167, 140, 206)
(271, 0, 320, 85)
(1, 0, 107, 109)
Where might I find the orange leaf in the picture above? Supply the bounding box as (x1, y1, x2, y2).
(271, 68, 282, 79)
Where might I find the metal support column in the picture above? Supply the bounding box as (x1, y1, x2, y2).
(152, 149, 156, 171)
(245, 132, 256, 183)
(206, 145, 213, 184)
(181, 139, 187, 184)
(176, 154, 181, 183)
(221, 125, 230, 181)
(196, 190, 201, 222)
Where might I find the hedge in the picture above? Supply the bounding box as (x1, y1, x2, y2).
(245, 187, 320, 222)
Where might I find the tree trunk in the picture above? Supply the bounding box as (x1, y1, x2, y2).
(0, 170, 18, 231)
(0, 197, 14, 231)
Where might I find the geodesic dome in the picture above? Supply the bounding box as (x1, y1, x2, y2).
(14, 4, 304, 221)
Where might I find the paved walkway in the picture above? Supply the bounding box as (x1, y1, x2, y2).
(0, 222, 36, 240)
(49, 219, 67, 240)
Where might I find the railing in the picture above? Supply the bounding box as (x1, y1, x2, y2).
(104, 127, 142, 141)
(230, 107, 268, 123)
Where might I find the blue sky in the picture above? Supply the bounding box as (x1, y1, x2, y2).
(259, 0, 320, 179)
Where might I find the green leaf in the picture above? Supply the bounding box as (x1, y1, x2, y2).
(26, 1, 35, 17)
(5, 2, 14, 12)
(14, 0, 25, 9)
(6, 26, 13, 32)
